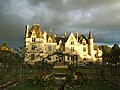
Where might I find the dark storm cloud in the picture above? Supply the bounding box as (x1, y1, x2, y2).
(0, 0, 31, 46)
(0, 0, 120, 47)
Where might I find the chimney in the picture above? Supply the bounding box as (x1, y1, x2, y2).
(76, 32, 78, 41)
(64, 32, 66, 37)
(62, 37, 65, 51)
(25, 25, 29, 37)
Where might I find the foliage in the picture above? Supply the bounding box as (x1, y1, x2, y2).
(45, 73, 57, 90)
(0, 42, 22, 82)
(110, 43, 120, 64)
(68, 63, 77, 74)
(28, 71, 48, 87)
(100, 44, 120, 64)
(99, 45, 110, 54)
(64, 73, 75, 89)
(0, 42, 20, 63)
(111, 43, 119, 50)
(28, 72, 57, 89)
(99, 45, 111, 61)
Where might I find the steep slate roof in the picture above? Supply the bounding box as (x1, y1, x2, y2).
(56, 36, 68, 45)
(78, 34, 88, 44)
(28, 24, 43, 38)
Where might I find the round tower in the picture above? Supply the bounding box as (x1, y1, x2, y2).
(88, 31, 94, 56)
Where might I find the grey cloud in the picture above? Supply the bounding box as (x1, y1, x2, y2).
(0, 0, 120, 47)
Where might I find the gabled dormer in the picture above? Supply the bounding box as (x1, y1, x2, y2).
(48, 37, 53, 43)
(66, 33, 78, 46)
(47, 31, 56, 43)
(78, 34, 88, 44)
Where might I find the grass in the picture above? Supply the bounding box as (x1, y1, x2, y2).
(9, 81, 42, 90)
(73, 66, 118, 90)
(76, 68, 97, 74)
(9, 77, 116, 90)
(72, 79, 116, 90)
(0, 68, 20, 85)
(107, 75, 120, 84)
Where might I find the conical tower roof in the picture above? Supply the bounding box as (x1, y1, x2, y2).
(88, 31, 93, 39)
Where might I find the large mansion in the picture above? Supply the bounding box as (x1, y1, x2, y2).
(24, 24, 102, 64)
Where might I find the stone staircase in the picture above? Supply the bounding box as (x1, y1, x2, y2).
(52, 62, 69, 84)
(53, 62, 75, 90)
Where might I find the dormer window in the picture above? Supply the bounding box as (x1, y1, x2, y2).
(48, 39, 52, 43)
(83, 47, 86, 52)
(33, 33, 35, 36)
(48, 37, 52, 43)
(71, 41, 74, 45)
(82, 39, 86, 45)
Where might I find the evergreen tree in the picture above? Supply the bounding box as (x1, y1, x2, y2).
(111, 43, 120, 64)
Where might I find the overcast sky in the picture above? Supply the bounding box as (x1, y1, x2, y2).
(0, 0, 120, 47)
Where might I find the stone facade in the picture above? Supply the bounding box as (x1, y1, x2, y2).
(24, 24, 102, 64)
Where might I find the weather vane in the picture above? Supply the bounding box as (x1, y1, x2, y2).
(33, 17, 40, 25)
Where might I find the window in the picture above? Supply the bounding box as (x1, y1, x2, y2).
(71, 56, 74, 60)
(83, 58, 86, 60)
(32, 38, 36, 42)
(48, 39, 52, 43)
(67, 56, 70, 60)
(48, 37, 52, 43)
(71, 47, 74, 52)
(83, 47, 86, 52)
(48, 57, 51, 60)
(83, 42, 86, 45)
(48, 46, 51, 51)
(31, 54, 35, 60)
(31, 45, 35, 50)
(71, 41, 74, 45)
